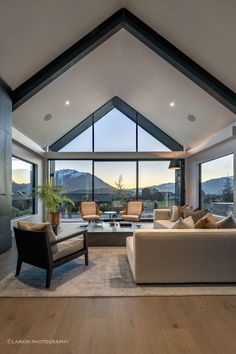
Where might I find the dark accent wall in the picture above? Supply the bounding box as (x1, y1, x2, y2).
(0, 78, 12, 254)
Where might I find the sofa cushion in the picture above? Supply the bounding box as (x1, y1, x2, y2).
(171, 216, 194, 229)
(183, 208, 208, 223)
(170, 205, 179, 222)
(122, 215, 140, 221)
(170, 205, 192, 222)
(82, 215, 100, 221)
(195, 213, 217, 229)
(17, 221, 58, 253)
(217, 214, 236, 229)
(18, 221, 49, 231)
(53, 236, 84, 261)
(154, 220, 174, 229)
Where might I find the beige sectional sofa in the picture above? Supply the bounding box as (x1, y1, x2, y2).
(153, 208, 223, 229)
(126, 228, 236, 283)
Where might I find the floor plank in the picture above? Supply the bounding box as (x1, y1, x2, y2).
(0, 297, 236, 354)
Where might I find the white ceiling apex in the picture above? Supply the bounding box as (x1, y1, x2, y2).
(0, 1, 235, 92)
(13, 30, 235, 149)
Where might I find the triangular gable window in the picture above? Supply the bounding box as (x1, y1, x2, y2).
(56, 99, 176, 152)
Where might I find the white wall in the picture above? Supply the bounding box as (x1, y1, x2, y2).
(11, 140, 45, 228)
(186, 138, 236, 216)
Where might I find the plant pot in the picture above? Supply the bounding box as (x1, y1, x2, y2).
(49, 212, 61, 225)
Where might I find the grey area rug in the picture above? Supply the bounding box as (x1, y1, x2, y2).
(1, 247, 236, 297)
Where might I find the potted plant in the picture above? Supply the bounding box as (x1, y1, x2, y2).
(33, 181, 75, 224)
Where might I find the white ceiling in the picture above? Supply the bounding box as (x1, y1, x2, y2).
(0, 0, 236, 91)
(13, 30, 235, 149)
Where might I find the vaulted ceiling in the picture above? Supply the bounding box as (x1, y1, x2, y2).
(0, 0, 235, 150)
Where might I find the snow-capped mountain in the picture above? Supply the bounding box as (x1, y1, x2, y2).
(55, 169, 113, 191)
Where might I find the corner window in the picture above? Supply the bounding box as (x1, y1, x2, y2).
(200, 154, 234, 216)
(12, 157, 36, 219)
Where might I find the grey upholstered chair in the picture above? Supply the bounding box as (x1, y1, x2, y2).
(14, 223, 88, 288)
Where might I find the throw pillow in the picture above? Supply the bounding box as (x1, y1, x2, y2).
(217, 214, 236, 229)
(46, 224, 58, 254)
(170, 205, 179, 222)
(170, 205, 190, 222)
(18, 221, 49, 230)
(194, 213, 217, 229)
(178, 205, 190, 218)
(183, 208, 208, 223)
(171, 216, 195, 229)
(17, 221, 58, 253)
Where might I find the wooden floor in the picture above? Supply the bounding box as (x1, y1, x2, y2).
(1, 243, 236, 353)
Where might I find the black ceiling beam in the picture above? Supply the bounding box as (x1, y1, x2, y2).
(12, 8, 236, 114)
(12, 9, 124, 110)
(123, 10, 236, 113)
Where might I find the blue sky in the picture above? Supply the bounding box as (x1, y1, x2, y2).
(201, 154, 234, 182)
(60, 108, 170, 152)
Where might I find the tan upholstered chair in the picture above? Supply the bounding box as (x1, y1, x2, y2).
(120, 201, 144, 222)
(79, 201, 101, 222)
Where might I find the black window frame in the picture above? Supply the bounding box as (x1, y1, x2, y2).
(199, 153, 234, 211)
(12, 155, 37, 219)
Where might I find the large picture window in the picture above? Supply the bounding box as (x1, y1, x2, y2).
(200, 154, 234, 216)
(50, 159, 183, 220)
(12, 157, 35, 219)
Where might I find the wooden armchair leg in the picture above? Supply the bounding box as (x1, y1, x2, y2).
(15, 258, 22, 276)
(46, 268, 53, 288)
(85, 252, 89, 266)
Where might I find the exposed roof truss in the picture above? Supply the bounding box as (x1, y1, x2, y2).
(12, 8, 236, 113)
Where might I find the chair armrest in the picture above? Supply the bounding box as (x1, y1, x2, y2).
(50, 229, 87, 245)
(154, 209, 171, 221)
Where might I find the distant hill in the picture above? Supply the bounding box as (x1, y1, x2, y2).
(12, 181, 32, 195)
(147, 176, 233, 195)
(55, 169, 113, 191)
(201, 176, 233, 195)
(151, 183, 175, 193)
(12, 170, 233, 196)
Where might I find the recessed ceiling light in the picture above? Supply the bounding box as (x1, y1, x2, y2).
(169, 102, 175, 107)
(44, 113, 52, 121)
(65, 100, 70, 106)
(187, 114, 196, 122)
